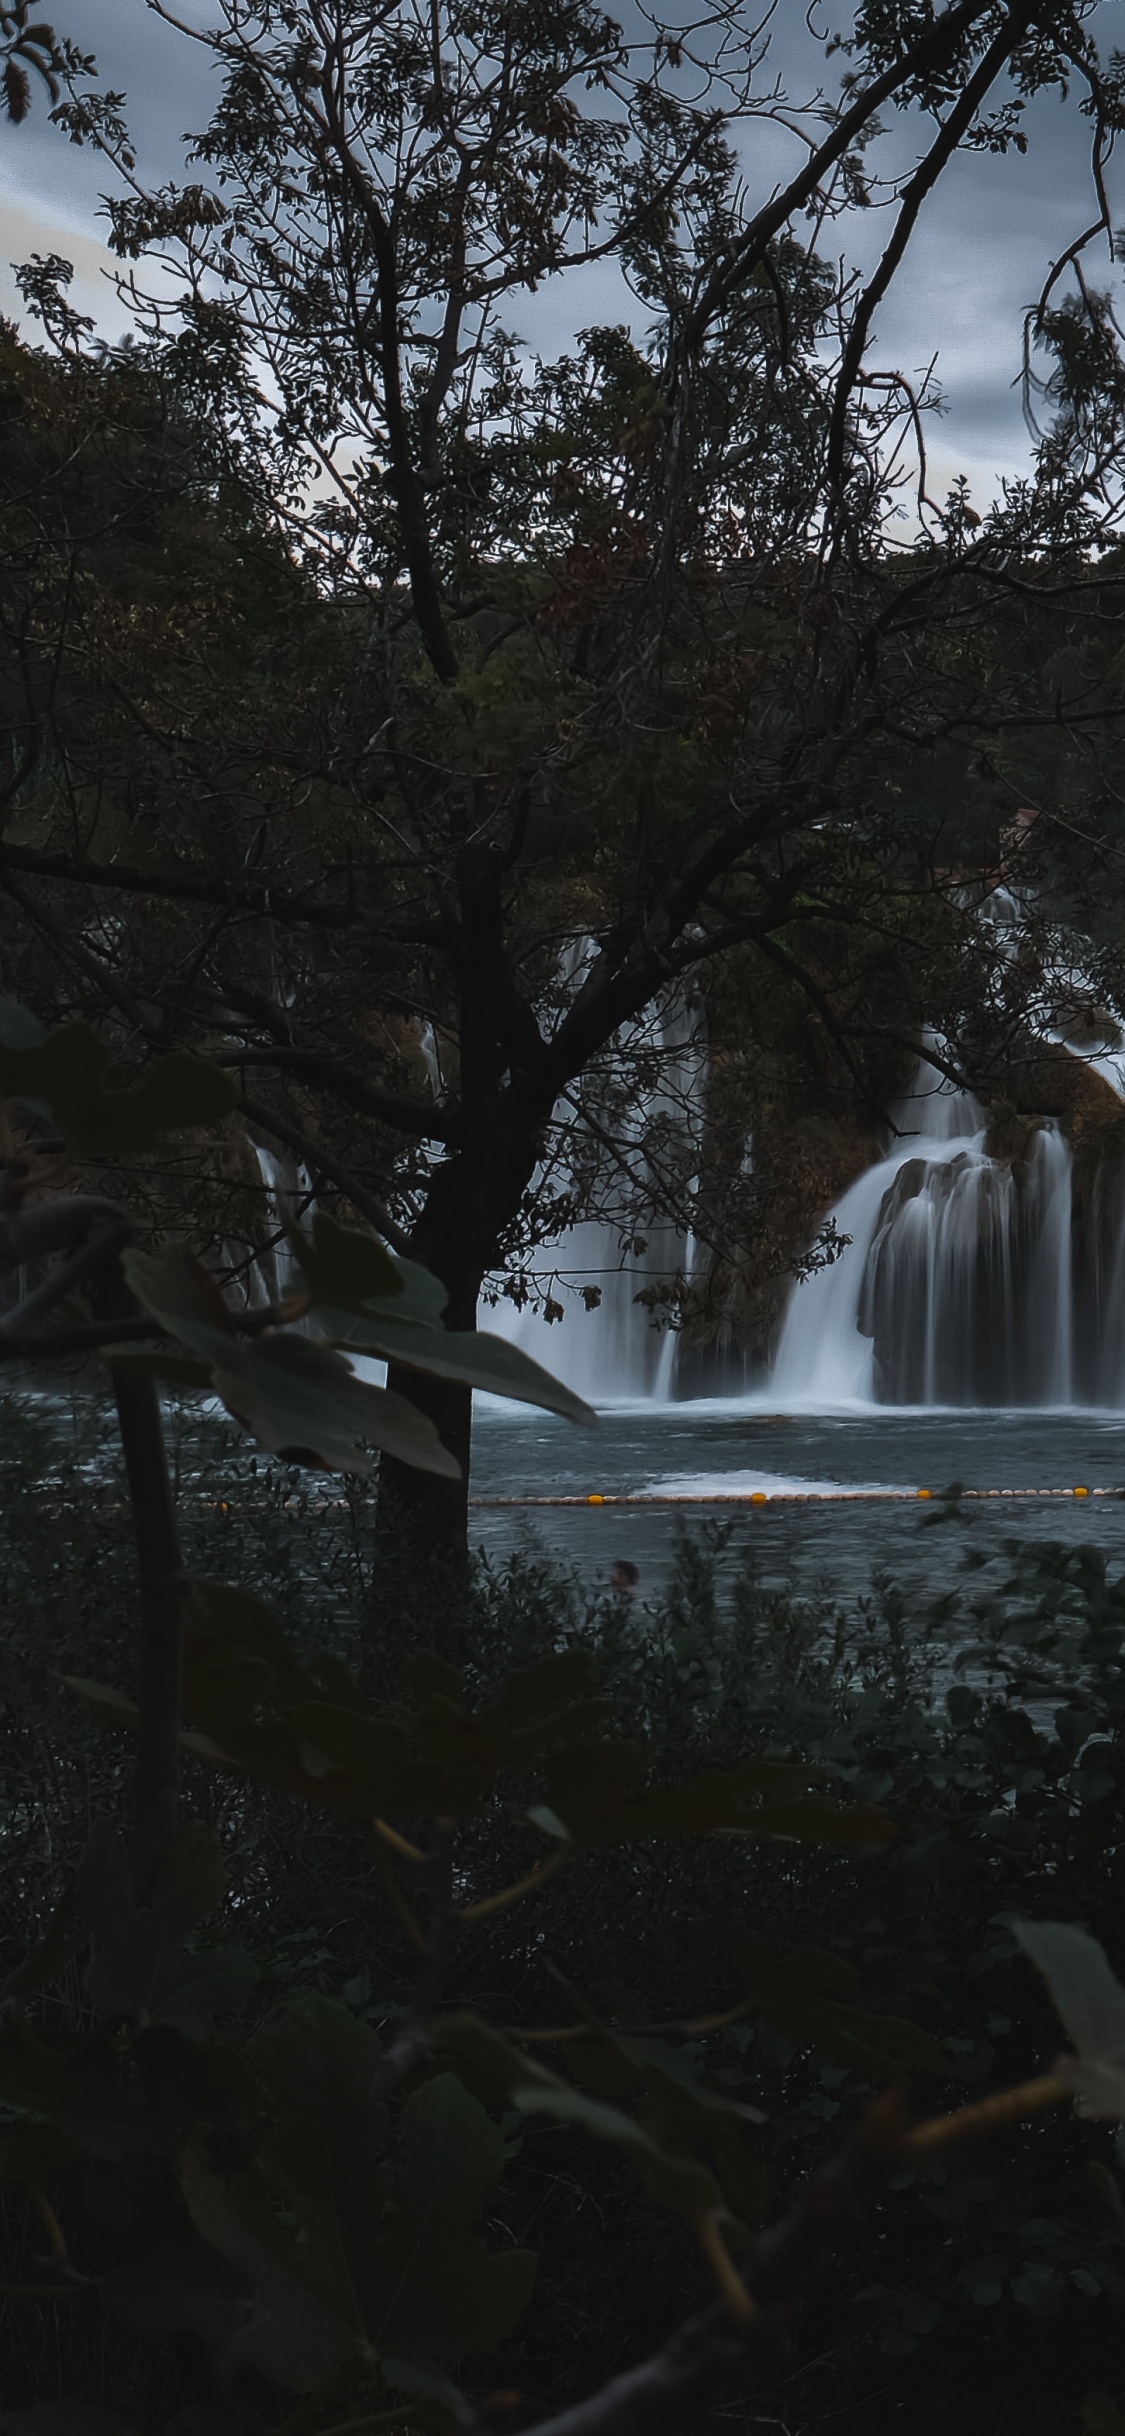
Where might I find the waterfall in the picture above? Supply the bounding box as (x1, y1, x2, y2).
(771, 1058, 1088, 1408)
(245, 1143, 313, 1310)
(484, 951, 705, 1404)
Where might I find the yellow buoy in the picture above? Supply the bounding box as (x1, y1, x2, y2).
(1074, 1485, 1089, 1497)
(917, 1489, 931, 1500)
(750, 1491, 768, 1504)
(587, 1493, 605, 1505)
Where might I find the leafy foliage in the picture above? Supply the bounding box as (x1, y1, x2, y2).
(117, 1225, 595, 1477)
(182, 2009, 534, 2395)
(0, 1020, 238, 1157)
(0, 997, 593, 1481)
(68, 1574, 895, 1858)
(1, 1003, 1124, 2435)
(6, 1380, 1125, 2430)
(77, 1822, 258, 2039)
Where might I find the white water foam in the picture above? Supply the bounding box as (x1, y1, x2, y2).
(769, 1054, 1091, 1409)
(642, 1468, 907, 1500)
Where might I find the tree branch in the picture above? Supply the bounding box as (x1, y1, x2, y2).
(680, 0, 1000, 352)
(0, 841, 352, 927)
(240, 1094, 411, 1255)
(824, 0, 1039, 539)
(215, 1048, 458, 1145)
(313, 27, 459, 685)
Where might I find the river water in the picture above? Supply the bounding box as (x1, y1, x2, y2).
(12, 1379, 1125, 1630)
(469, 1398, 1125, 1605)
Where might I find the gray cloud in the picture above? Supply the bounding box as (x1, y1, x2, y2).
(4, 1, 1123, 498)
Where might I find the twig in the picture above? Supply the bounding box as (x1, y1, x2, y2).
(377, 1823, 460, 2089)
(372, 1833, 431, 1959)
(504, 1995, 757, 2044)
(0, 1215, 130, 1337)
(461, 1847, 567, 1922)
(903, 2073, 1069, 2159)
(475, 2071, 1071, 2436)
(0, 1314, 162, 1357)
(373, 1816, 425, 1865)
(241, 1092, 412, 1255)
(26, 2181, 71, 2268)
(697, 2209, 759, 2328)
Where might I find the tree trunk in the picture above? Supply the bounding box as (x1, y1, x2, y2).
(379, 1360, 473, 1560)
(376, 1129, 539, 1560)
(377, 1169, 483, 1558)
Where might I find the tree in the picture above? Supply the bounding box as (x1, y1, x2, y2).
(7, 0, 1125, 1547)
(0, 5, 79, 126)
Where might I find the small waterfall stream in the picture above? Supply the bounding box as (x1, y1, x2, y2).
(484, 952, 706, 1403)
(771, 1059, 1106, 1408)
(244, 1144, 313, 1311)
(241, 1037, 1125, 1412)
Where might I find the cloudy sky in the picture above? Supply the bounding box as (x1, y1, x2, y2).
(3, 0, 1124, 509)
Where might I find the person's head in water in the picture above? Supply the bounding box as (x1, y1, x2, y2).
(610, 1559, 638, 1597)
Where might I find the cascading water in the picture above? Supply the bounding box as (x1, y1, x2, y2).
(244, 1143, 313, 1310)
(485, 950, 706, 1403)
(770, 1058, 1093, 1407)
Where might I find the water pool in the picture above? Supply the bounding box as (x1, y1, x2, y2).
(469, 1400, 1125, 1603)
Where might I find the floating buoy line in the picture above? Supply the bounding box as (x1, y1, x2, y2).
(469, 1487, 1110, 1507)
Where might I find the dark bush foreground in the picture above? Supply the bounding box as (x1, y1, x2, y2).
(4, 1392, 1125, 2435)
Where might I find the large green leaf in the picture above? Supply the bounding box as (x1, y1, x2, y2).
(387, 2073, 537, 2365)
(60, 1591, 409, 1822)
(1084, 2399, 1125, 2436)
(181, 1996, 393, 2390)
(1015, 1919, 1125, 2118)
(559, 2000, 769, 2222)
(285, 1213, 443, 1323)
(0, 2016, 174, 2163)
(327, 1310, 597, 1426)
(189, 1583, 360, 1710)
(284, 1212, 595, 1425)
(77, 1822, 258, 2039)
(102, 2229, 252, 2350)
(209, 1335, 462, 1477)
(283, 1208, 406, 1308)
(182, 1998, 532, 2394)
(0, 1022, 236, 1154)
(734, 1934, 945, 2080)
(123, 1247, 460, 1477)
(179, 1590, 440, 1816)
(107, 1590, 886, 1864)
(433, 2013, 723, 2232)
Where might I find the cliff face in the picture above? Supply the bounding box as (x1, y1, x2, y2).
(984, 1039, 1125, 1168)
(678, 1068, 879, 1379)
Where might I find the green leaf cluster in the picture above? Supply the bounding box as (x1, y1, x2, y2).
(118, 1214, 593, 1479)
(68, 1580, 896, 1858)
(0, 1012, 236, 1155)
